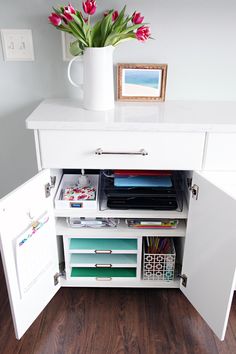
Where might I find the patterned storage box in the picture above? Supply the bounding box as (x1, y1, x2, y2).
(142, 238, 176, 281)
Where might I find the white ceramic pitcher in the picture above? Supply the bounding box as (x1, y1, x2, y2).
(67, 46, 115, 111)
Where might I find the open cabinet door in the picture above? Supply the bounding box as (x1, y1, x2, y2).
(0, 170, 60, 339)
(181, 171, 236, 341)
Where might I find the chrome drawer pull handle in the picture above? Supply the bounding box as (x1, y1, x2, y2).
(96, 277, 112, 281)
(95, 250, 112, 254)
(95, 264, 112, 268)
(95, 148, 148, 156)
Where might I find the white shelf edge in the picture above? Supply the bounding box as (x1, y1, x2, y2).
(56, 219, 186, 237)
(54, 198, 188, 219)
(60, 277, 180, 288)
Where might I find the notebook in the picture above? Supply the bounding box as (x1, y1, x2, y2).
(114, 176, 173, 188)
(114, 170, 172, 177)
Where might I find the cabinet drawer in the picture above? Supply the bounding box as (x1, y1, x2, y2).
(204, 133, 236, 171)
(39, 130, 205, 170)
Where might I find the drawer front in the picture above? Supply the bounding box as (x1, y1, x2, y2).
(39, 130, 205, 170)
(204, 133, 236, 171)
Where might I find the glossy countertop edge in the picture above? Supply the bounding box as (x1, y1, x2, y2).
(26, 99, 236, 133)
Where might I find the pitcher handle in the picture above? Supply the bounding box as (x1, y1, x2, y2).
(67, 56, 83, 89)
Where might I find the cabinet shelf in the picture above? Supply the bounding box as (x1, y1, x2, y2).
(57, 219, 186, 238)
(60, 277, 180, 288)
(54, 198, 188, 219)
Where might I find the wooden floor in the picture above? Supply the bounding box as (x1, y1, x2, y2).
(1, 261, 236, 354)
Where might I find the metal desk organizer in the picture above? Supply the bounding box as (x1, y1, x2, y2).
(142, 237, 176, 281)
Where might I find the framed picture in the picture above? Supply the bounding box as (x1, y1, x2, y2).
(117, 63, 167, 102)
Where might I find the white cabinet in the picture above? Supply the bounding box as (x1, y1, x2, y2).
(1, 100, 236, 341)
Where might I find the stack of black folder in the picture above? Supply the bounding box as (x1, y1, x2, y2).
(103, 170, 179, 210)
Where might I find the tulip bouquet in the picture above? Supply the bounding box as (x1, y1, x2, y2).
(49, 1, 151, 56)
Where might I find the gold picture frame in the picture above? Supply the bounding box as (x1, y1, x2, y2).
(117, 63, 167, 102)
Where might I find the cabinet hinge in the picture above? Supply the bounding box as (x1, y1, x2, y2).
(179, 274, 188, 287)
(45, 176, 56, 198)
(187, 178, 199, 200)
(190, 184, 199, 200)
(54, 270, 65, 286)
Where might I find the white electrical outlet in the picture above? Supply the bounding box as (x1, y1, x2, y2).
(1, 29, 34, 61)
(61, 32, 74, 61)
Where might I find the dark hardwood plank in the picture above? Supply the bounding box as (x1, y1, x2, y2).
(214, 293, 236, 354)
(1, 256, 236, 354)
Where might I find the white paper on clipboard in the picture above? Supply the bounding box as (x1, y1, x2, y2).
(15, 212, 53, 298)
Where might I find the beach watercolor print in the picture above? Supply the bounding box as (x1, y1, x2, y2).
(117, 64, 167, 102)
(123, 69, 162, 97)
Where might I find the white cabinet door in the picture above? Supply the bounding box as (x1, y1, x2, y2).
(181, 171, 236, 340)
(0, 170, 60, 339)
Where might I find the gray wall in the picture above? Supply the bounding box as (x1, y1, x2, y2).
(1, 0, 236, 197)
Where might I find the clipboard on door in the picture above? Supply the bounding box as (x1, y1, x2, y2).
(15, 212, 53, 298)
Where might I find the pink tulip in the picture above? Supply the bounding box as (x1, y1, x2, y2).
(82, 0, 96, 15)
(65, 3, 76, 14)
(112, 10, 119, 21)
(48, 13, 62, 26)
(132, 11, 144, 24)
(64, 3, 76, 21)
(136, 26, 151, 41)
(104, 10, 119, 21)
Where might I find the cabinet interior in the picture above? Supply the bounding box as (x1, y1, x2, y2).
(54, 169, 192, 286)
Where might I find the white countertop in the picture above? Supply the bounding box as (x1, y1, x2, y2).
(26, 99, 236, 133)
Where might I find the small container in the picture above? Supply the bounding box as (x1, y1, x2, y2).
(55, 174, 99, 210)
(126, 219, 179, 229)
(67, 217, 119, 228)
(142, 237, 176, 281)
